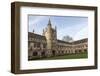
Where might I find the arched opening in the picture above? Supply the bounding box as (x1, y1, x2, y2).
(69, 50, 72, 54)
(84, 49, 87, 52)
(61, 51, 63, 53)
(52, 50, 56, 56)
(41, 51, 45, 57)
(33, 51, 38, 56)
(79, 50, 81, 53)
(75, 50, 78, 53)
(66, 50, 68, 54)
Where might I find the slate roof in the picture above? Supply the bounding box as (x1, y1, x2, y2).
(28, 32, 46, 40)
(72, 38, 88, 44)
(57, 40, 72, 44)
(57, 38, 88, 44)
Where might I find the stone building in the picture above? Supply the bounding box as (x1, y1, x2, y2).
(28, 19, 88, 60)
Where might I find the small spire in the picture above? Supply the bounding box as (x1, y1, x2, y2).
(33, 29, 34, 33)
(48, 18, 51, 26)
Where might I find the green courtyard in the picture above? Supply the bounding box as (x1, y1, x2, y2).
(29, 52, 88, 60)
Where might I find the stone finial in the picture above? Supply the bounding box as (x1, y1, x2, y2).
(33, 29, 34, 33)
(48, 18, 52, 27)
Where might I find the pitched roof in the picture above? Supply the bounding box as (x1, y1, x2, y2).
(57, 38, 88, 44)
(28, 32, 46, 40)
(72, 38, 88, 44)
(57, 40, 72, 44)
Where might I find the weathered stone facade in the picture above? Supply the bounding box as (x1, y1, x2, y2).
(28, 19, 88, 60)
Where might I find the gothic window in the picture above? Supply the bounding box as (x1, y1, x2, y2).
(34, 43, 36, 48)
(37, 43, 40, 47)
(43, 44, 46, 48)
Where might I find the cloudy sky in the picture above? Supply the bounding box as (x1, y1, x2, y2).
(28, 15, 88, 41)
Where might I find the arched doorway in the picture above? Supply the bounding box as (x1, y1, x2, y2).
(41, 51, 45, 57)
(79, 50, 81, 53)
(33, 51, 38, 56)
(52, 50, 56, 56)
(75, 50, 78, 53)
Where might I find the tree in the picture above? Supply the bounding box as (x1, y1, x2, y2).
(62, 35, 73, 42)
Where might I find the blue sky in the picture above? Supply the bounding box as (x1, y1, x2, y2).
(28, 15, 88, 41)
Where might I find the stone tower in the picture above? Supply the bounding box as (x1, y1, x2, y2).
(43, 19, 57, 51)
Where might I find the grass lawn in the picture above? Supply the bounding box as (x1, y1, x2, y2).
(30, 52, 88, 60)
